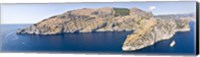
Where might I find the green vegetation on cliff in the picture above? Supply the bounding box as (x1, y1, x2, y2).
(113, 8, 130, 16)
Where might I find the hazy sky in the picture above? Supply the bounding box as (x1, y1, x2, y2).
(1, 2, 196, 24)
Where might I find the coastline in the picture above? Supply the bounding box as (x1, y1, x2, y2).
(0, 23, 194, 54)
(122, 23, 191, 51)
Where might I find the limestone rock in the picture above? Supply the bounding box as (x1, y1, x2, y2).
(122, 19, 190, 51)
(17, 7, 146, 35)
(16, 7, 191, 51)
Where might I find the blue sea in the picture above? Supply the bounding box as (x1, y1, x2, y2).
(0, 21, 196, 55)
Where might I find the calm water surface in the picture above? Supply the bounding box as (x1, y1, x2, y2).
(0, 22, 196, 55)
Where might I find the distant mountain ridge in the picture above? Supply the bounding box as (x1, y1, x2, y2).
(155, 13, 195, 20)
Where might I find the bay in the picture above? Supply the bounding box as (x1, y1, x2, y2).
(0, 21, 196, 55)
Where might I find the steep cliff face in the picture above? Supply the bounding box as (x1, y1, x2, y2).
(17, 7, 152, 35)
(122, 19, 190, 51)
(17, 7, 115, 35)
(16, 7, 191, 51)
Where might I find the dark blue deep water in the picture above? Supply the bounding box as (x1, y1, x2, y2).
(0, 21, 196, 55)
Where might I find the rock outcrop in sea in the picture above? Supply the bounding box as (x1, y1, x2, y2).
(16, 7, 192, 51)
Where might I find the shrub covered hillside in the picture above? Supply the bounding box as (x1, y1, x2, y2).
(113, 8, 130, 16)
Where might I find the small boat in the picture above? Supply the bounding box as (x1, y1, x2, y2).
(170, 40, 176, 47)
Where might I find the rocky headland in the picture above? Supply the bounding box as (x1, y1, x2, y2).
(16, 7, 192, 51)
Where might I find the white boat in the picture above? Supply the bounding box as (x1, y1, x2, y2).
(170, 40, 176, 47)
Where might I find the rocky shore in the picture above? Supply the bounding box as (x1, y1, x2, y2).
(122, 19, 191, 51)
(16, 7, 192, 51)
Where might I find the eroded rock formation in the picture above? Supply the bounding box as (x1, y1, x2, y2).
(16, 7, 191, 51)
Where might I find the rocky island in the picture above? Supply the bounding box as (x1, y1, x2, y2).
(16, 7, 192, 51)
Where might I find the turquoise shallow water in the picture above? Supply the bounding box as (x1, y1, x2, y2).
(0, 21, 196, 55)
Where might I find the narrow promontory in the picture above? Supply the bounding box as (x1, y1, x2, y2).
(16, 7, 191, 51)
